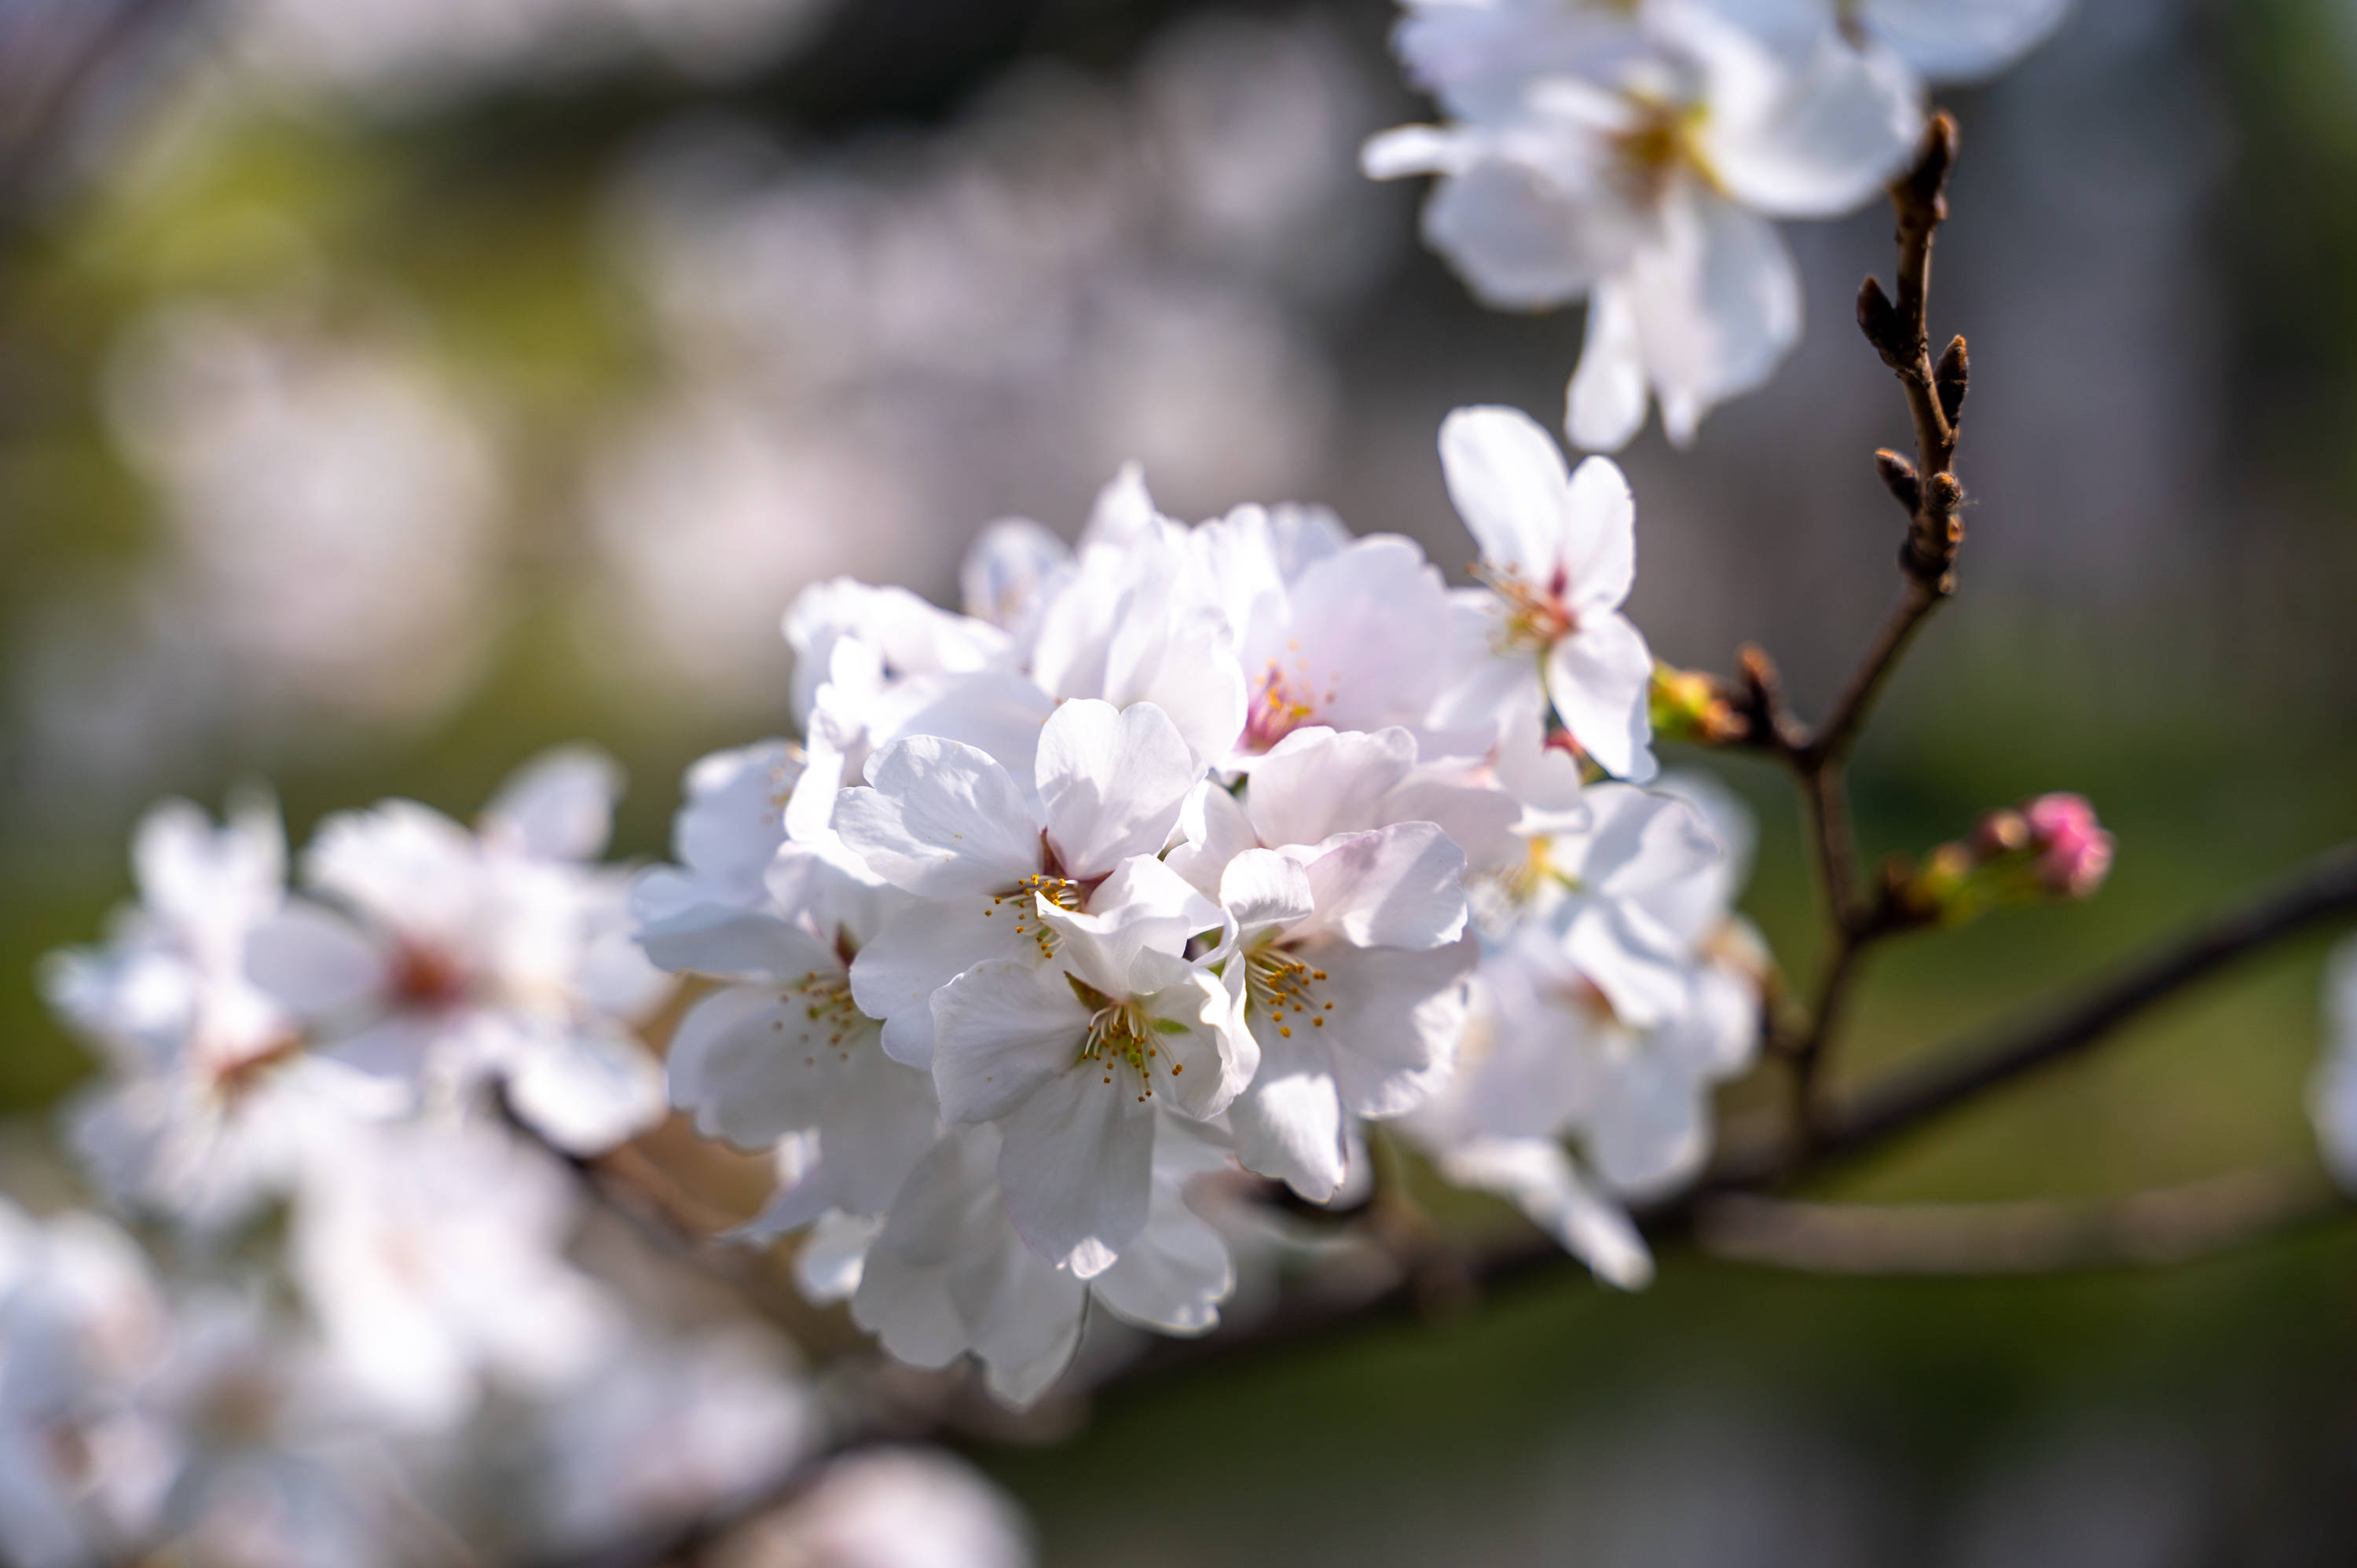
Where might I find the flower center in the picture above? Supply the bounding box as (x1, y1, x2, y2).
(1065, 973, 1182, 1104)
(1244, 650, 1341, 752)
(985, 874, 1083, 959)
(780, 967, 866, 1063)
(1243, 942, 1332, 1039)
(1475, 560, 1576, 654)
(1609, 95, 1717, 207)
(387, 940, 469, 1012)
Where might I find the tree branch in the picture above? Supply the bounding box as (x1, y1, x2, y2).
(1694, 1167, 2347, 1277)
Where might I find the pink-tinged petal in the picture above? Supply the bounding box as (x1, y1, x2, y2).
(1229, 1023, 1347, 1202)
(1380, 776, 1523, 875)
(834, 736, 1040, 899)
(850, 898, 1028, 1069)
(995, 1070, 1154, 1275)
(1545, 611, 1656, 782)
(1036, 700, 1200, 881)
(1296, 823, 1470, 953)
(1315, 934, 1477, 1117)
(1560, 455, 1635, 611)
(1245, 727, 1417, 851)
(929, 962, 1090, 1124)
(866, 669, 1057, 792)
(1272, 538, 1455, 735)
(1439, 405, 1574, 581)
(1567, 282, 1648, 453)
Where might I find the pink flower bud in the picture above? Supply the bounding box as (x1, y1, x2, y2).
(2022, 793, 2113, 899)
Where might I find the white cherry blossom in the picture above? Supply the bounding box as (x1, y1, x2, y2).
(247, 749, 671, 1156)
(1366, 1, 1920, 449)
(663, 845, 942, 1236)
(837, 698, 1212, 1066)
(929, 865, 1244, 1276)
(42, 795, 372, 1230)
(288, 1118, 622, 1431)
(1434, 405, 1658, 782)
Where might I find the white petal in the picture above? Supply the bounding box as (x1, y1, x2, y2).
(668, 985, 862, 1149)
(995, 1070, 1154, 1275)
(1165, 777, 1260, 899)
(929, 962, 1091, 1124)
(1315, 935, 1477, 1118)
(1545, 611, 1657, 782)
(849, 897, 1025, 1069)
(1439, 405, 1574, 582)
(1437, 1136, 1653, 1288)
(1245, 727, 1417, 850)
(1036, 700, 1200, 881)
(481, 745, 622, 863)
(1703, 24, 1921, 218)
(1420, 156, 1611, 310)
(1229, 1024, 1347, 1202)
(1566, 281, 1648, 453)
(244, 901, 385, 1015)
(1560, 455, 1636, 612)
(504, 1020, 665, 1156)
(1868, 0, 2068, 82)
(1625, 192, 1802, 448)
(834, 737, 1041, 899)
(639, 909, 836, 982)
(794, 1212, 882, 1304)
(1219, 849, 1318, 936)
(1296, 823, 1470, 952)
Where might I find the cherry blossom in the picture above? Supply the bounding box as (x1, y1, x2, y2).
(1366, 1, 1921, 449)
(1433, 404, 1658, 782)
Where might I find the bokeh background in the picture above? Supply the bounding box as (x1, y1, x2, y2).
(3, 0, 2356, 1561)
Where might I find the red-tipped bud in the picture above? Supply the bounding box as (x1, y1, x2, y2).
(2022, 793, 2114, 899)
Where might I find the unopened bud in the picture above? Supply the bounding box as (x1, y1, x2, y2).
(1874, 449, 1920, 513)
(1904, 112, 1958, 214)
(1648, 665, 1745, 746)
(1905, 793, 2114, 923)
(1934, 335, 1969, 427)
(1857, 276, 1902, 357)
(2022, 793, 2114, 899)
(1924, 471, 1964, 515)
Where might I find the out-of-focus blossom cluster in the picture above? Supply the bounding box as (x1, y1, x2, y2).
(30, 752, 1034, 1566)
(589, 12, 1389, 708)
(637, 401, 1769, 1401)
(1367, 0, 2069, 450)
(229, 0, 841, 105)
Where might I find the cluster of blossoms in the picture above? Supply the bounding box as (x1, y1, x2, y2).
(640, 402, 1771, 1395)
(1365, 0, 2069, 449)
(24, 760, 1030, 1566)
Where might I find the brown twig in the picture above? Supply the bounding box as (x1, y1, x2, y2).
(1732, 114, 1970, 1138)
(1694, 1167, 2347, 1277)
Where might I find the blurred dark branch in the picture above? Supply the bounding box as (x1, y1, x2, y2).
(1694, 1166, 2347, 1277)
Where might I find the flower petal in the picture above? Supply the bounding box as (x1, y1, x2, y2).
(995, 1069, 1154, 1275)
(1545, 611, 1656, 782)
(1036, 699, 1200, 881)
(834, 737, 1040, 899)
(1439, 405, 1574, 581)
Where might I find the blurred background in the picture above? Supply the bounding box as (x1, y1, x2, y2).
(2, 0, 2355, 1560)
